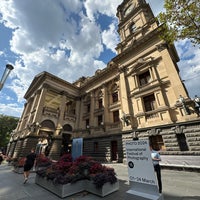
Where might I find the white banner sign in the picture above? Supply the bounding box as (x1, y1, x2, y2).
(126, 140, 157, 185)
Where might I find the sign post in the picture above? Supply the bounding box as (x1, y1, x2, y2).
(72, 138, 83, 161)
(125, 140, 164, 200)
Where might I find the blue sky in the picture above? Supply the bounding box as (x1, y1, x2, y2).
(0, 0, 199, 118)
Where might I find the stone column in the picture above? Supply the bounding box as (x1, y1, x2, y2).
(131, 74, 137, 90)
(75, 97, 81, 129)
(78, 95, 85, 129)
(156, 43, 188, 99)
(27, 90, 41, 124)
(119, 67, 131, 128)
(102, 84, 109, 127)
(89, 91, 95, 132)
(33, 84, 48, 123)
(56, 92, 67, 135)
(18, 103, 29, 131)
(149, 66, 156, 80)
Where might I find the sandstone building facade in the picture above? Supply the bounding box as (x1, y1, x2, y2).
(7, 0, 200, 163)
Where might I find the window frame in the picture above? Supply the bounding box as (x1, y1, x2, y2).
(138, 70, 151, 86)
(113, 110, 120, 123)
(86, 119, 90, 129)
(94, 142, 99, 152)
(149, 135, 165, 151)
(98, 98, 103, 109)
(97, 115, 103, 126)
(143, 94, 156, 112)
(129, 22, 137, 33)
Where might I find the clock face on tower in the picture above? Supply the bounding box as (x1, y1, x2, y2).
(124, 3, 135, 17)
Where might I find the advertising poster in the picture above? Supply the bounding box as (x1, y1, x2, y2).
(126, 140, 157, 185)
(72, 138, 83, 160)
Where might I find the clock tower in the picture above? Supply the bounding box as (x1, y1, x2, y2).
(113, 0, 195, 131)
(116, 0, 156, 54)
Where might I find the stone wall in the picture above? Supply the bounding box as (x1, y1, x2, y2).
(83, 134, 123, 162)
(122, 119, 200, 169)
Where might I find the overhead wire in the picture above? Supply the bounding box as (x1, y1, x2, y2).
(182, 73, 200, 82)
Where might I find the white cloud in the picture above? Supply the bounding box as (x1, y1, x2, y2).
(84, 0, 123, 21)
(1, 0, 118, 103)
(0, 103, 23, 117)
(175, 40, 200, 97)
(102, 23, 119, 53)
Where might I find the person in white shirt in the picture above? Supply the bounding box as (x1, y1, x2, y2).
(194, 95, 200, 117)
(194, 95, 200, 106)
(150, 145, 162, 193)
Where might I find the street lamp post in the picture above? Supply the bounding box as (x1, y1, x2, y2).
(0, 64, 14, 91)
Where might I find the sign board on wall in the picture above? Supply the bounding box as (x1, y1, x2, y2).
(125, 139, 164, 200)
(72, 138, 83, 161)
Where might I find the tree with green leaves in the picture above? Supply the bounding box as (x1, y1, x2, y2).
(0, 115, 19, 151)
(158, 0, 200, 46)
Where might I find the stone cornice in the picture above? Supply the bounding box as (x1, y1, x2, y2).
(24, 71, 79, 99)
(113, 27, 162, 63)
(80, 63, 119, 90)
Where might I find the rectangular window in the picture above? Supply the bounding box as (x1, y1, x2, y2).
(98, 99, 103, 109)
(94, 142, 98, 152)
(130, 23, 136, 33)
(87, 104, 90, 113)
(149, 135, 165, 151)
(66, 101, 72, 113)
(112, 92, 118, 103)
(86, 119, 89, 128)
(97, 115, 103, 126)
(176, 134, 189, 151)
(139, 71, 151, 86)
(113, 110, 119, 122)
(143, 94, 156, 112)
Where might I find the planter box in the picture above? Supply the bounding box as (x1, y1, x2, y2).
(35, 175, 83, 197)
(35, 175, 119, 198)
(85, 179, 119, 197)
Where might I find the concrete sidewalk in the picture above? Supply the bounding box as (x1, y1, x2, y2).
(0, 161, 199, 200)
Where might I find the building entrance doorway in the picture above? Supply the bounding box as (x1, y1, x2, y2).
(111, 140, 118, 161)
(36, 131, 53, 156)
(176, 133, 189, 151)
(61, 133, 72, 155)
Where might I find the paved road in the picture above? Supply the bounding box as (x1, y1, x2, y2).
(0, 162, 200, 200)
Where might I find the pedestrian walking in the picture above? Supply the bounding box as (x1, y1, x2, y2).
(23, 148, 36, 184)
(0, 152, 4, 165)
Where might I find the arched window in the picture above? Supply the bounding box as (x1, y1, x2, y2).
(63, 124, 72, 132)
(41, 120, 55, 130)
